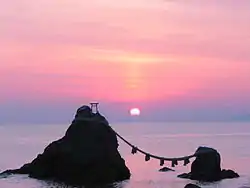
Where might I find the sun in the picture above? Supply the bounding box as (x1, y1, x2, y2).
(130, 108, 141, 116)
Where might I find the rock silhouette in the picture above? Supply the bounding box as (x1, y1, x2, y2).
(159, 167, 175, 172)
(178, 147, 239, 182)
(184, 184, 201, 188)
(0, 105, 131, 185)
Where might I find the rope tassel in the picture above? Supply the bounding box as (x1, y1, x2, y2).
(145, 154, 151, 161)
(172, 159, 178, 167)
(160, 159, 164, 166)
(131, 146, 138, 154)
(184, 158, 190, 166)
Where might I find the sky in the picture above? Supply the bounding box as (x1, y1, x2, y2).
(0, 0, 250, 123)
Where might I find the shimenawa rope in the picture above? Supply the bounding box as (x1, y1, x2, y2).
(113, 129, 209, 167)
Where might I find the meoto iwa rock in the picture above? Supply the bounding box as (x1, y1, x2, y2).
(178, 147, 239, 182)
(0, 105, 130, 185)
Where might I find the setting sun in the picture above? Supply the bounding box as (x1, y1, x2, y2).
(130, 108, 141, 116)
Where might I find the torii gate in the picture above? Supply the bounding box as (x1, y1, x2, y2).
(90, 102, 99, 114)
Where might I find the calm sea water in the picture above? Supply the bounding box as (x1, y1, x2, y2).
(0, 122, 250, 188)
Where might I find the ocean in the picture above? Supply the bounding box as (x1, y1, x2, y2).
(0, 122, 250, 188)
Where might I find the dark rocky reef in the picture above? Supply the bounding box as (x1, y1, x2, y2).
(0, 105, 130, 185)
(178, 147, 239, 182)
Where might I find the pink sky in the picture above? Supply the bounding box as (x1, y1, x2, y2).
(1, 1, 250, 122)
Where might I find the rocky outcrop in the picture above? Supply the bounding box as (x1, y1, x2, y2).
(0, 105, 130, 185)
(178, 147, 239, 182)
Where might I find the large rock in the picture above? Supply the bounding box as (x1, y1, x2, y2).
(0, 105, 131, 185)
(178, 147, 239, 182)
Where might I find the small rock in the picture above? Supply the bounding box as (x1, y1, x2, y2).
(178, 146, 239, 182)
(190, 147, 221, 181)
(220, 169, 240, 179)
(159, 167, 175, 172)
(177, 173, 191, 179)
(184, 184, 201, 188)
